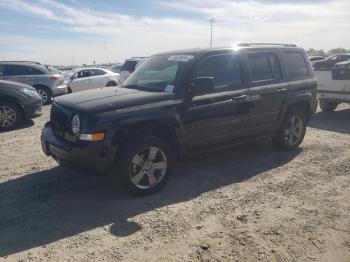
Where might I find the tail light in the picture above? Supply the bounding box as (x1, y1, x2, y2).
(50, 75, 61, 80)
(128, 70, 134, 74)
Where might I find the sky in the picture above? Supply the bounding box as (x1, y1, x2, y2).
(0, 0, 349, 65)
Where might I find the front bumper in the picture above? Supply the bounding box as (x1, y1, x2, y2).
(51, 84, 68, 96)
(23, 97, 43, 119)
(41, 123, 117, 174)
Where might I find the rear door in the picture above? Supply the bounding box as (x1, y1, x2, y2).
(245, 51, 286, 136)
(90, 69, 108, 88)
(181, 52, 252, 154)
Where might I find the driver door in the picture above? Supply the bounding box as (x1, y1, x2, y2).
(71, 70, 91, 92)
(180, 52, 251, 154)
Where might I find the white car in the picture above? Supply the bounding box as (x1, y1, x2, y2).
(66, 68, 120, 93)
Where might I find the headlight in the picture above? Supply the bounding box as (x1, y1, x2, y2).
(71, 114, 80, 135)
(23, 88, 39, 97)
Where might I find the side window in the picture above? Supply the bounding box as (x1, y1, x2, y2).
(0, 65, 5, 76)
(283, 51, 309, 80)
(6, 65, 32, 76)
(196, 53, 242, 90)
(268, 54, 282, 80)
(77, 70, 91, 78)
(29, 67, 45, 75)
(248, 53, 274, 82)
(92, 69, 106, 76)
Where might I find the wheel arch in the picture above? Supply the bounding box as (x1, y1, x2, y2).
(32, 84, 52, 96)
(0, 95, 25, 117)
(112, 119, 184, 160)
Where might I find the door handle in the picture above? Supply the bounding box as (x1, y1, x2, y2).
(275, 88, 287, 93)
(232, 94, 247, 100)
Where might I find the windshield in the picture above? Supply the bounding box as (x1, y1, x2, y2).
(123, 54, 194, 92)
(47, 66, 62, 75)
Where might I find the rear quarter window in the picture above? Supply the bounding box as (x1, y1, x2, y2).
(283, 51, 309, 80)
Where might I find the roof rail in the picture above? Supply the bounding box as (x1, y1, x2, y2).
(0, 60, 42, 64)
(238, 43, 297, 47)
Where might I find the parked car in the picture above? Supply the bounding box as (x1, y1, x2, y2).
(66, 68, 120, 93)
(315, 60, 350, 112)
(108, 63, 122, 74)
(119, 57, 147, 84)
(0, 80, 42, 131)
(313, 54, 350, 69)
(309, 56, 325, 62)
(41, 43, 317, 195)
(0, 61, 67, 105)
(332, 59, 350, 80)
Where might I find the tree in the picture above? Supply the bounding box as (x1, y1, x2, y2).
(327, 48, 348, 55)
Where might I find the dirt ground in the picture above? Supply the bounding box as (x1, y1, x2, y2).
(0, 104, 349, 262)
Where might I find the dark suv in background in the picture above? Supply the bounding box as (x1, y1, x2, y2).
(41, 43, 317, 195)
(0, 61, 68, 104)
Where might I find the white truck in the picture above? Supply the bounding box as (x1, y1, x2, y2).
(314, 66, 350, 112)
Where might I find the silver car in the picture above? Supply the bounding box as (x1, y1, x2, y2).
(0, 61, 68, 104)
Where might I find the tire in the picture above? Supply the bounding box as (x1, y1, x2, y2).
(106, 81, 117, 87)
(67, 86, 73, 93)
(0, 101, 23, 131)
(35, 87, 52, 105)
(319, 100, 338, 112)
(116, 136, 174, 195)
(273, 108, 307, 151)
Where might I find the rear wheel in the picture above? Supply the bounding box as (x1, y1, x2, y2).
(35, 87, 51, 105)
(273, 109, 306, 150)
(319, 100, 338, 112)
(117, 136, 174, 195)
(0, 101, 23, 131)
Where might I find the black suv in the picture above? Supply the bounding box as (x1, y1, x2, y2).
(41, 44, 317, 195)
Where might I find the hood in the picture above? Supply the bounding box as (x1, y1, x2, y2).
(55, 87, 175, 114)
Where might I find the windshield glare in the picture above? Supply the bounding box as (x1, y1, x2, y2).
(123, 54, 193, 92)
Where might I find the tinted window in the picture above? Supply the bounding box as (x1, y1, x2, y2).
(29, 67, 45, 75)
(248, 53, 273, 81)
(269, 54, 282, 80)
(196, 53, 242, 89)
(121, 61, 138, 72)
(283, 52, 309, 79)
(0, 65, 4, 76)
(5, 65, 32, 76)
(91, 69, 106, 76)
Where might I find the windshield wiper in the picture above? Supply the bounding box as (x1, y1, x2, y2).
(122, 84, 157, 92)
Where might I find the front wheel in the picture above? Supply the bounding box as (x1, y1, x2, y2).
(117, 136, 174, 195)
(319, 100, 338, 112)
(273, 109, 307, 151)
(0, 101, 23, 131)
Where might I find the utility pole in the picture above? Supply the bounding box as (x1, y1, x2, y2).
(209, 18, 215, 47)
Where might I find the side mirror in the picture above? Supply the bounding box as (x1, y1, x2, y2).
(189, 77, 214, 95)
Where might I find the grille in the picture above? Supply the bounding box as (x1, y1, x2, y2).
(50, 103, 68, 137)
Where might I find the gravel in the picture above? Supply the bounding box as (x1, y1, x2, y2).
(0, 103, 349, 262)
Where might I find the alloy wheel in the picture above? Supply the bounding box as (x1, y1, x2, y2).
(0, 106, 17, 128)
(37, 89, 48, 104)
(283, 115, 304, 146)
(129, 146, 168, 189)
